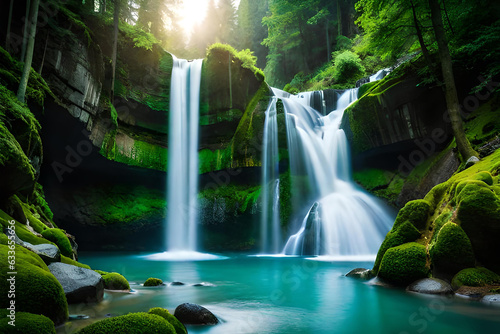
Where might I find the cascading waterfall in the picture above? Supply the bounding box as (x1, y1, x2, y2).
(263, 87, 393, 258)
(260, 98, 281, 254)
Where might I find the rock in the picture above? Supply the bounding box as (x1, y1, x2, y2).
(174, 303, 219, 325)
(170, 281, 185, 286)
(345, 268, 374, 280)
(407, 278, 454, 295)
(378, 242, 429, 286)
(482, 294, 500, 304)
(48, 263, 104, 303)
(26, 243, 61, 264)
(465, 156, 480, 168)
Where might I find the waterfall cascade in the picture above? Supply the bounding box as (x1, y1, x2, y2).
(262, 87, 393, 258)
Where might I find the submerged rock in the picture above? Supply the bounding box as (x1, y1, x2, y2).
(170, 281, 185, 286)
(407, 278, 453, 295)
(345, 268, 374, 280)
(174, 303, 219, 325)
(48, 263, 104, 303)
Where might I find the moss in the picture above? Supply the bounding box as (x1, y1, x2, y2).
(61, 255, 91, 269)
(0, 245, 68, 325)
(103, 273, 130, 290)
(148, 307, 187, 334)
(279, 170, 292, 227)
(373, 221, 421, 274)
(430, 210, 453, 243)
(352, 169, 404, 205)
(378, 242, 429, 286)
(144, 277, 163, 286)
(0, 311, 55, 333)
(451, 267, 500, 289)
(429, 223, 475, 276)
(490, 287, 500, 293)
(471, 171, 494, 185)
(77, 313, 175, 334)
(393, 199, 431, 230)
(358, 81, 379, 98)
(41, 228, 73, 258)
(199, 184, 261, 215)
(0, 211, 54, 246)
(199, 147, 233, 174)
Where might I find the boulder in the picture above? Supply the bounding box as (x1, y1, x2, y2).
(345, 268, 374, 280)
(170, 281, 185, 286)
(26, 243, 61, 264)
(174, 303, 219, 325)
(407, 278, 454, 295)
(48, 263, 104, 303)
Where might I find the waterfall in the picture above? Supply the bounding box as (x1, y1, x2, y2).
(166, 57, 203, 252)
(262, 87, 393, 258)
(260, 97, 281, 253)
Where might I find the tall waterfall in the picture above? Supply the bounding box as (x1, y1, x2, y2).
(260, 98, 281, 254)
(262, 88, 393, 258)
(167, 57, 203, 253)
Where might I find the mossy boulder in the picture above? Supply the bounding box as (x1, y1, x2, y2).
(451, 267, 500, 290)
(144, 277, 163, 286)
(393, 200, 431, 230)
(77, 312, 176, 333)
(41, 228, 73, 258)
(456, 182, 500, 271)
(0, 245, 68, 325)
(429, 222, 475, 277)
(148, 307, 187, 334)
(0, 311, 55, 333)
(378, 242, 429, 286)
(61, 255, 91, 269)
(373, 221, 421, 274)
(103, 273, 130, 290)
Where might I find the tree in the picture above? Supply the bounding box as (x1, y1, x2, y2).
(111, 0, 120, 103)
(428, 0, 477, 160)
(5, 0, 14, 52)
(17, 0, 40, 103)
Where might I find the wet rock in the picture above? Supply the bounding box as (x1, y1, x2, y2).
(482, 294, 500, 304)
(174, 303, 219, 325)
(48, 263, 104, 303)
(171, 281, 185, 286)
(26, 243, 61, 264)
(465, 156, 480, 168)
(407, 278, 454, 295)
(345, 268, 374, 280)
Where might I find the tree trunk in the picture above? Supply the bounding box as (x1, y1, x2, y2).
(17, 0, 40, 103)
(39, 32, 49, 74)
(325, 18, 331, 62)
(21, 0, 32, 62)
(228, 53, 233, 108)
(428, 0, 477, 160)
(5, 0, 14, 52)
(111, 0, 120, 103)
(410, 0, 433, 68)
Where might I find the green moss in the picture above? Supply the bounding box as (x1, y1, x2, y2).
(0, 311, 55, 333)
(358, 81, 379, 98)
(393, 199, 431, 230)
(429, 223, 475, 276)
(199, 184, 261, 215)
(148, 307, 187, 334)
(378, 242, 429, 286)
(373, 221, 421, 274)
(0, 211, 54, 246)
(430, 210, 453, 243)
(41, 229, 73, 258)
(199, 147, 233, 173)
(103, 273, 130, 290)
(490, 287, 500, 293)
(144, 277, 163, 286)
(61, 255, 90, 269)
(0, 245, 68, 325)
(451, 267, 500, 289)
(279, 170, 292, 226)
(94, 270, 110, 276)
(471, 171, 494, 185)
(77, 313, 175, 334)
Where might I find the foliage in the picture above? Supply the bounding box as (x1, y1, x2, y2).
(77, 313, 176, 333)
(119, 21, 158, 51)
(103, 273, 130, 290)
(206, 43, 265, 80)
(143, 277, 163, 286)
(332, 50, 366, 84)
(148, 308, 187, 334)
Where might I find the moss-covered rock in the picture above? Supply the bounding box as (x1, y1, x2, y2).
(144, 277, 163, 286)
(451, 267, 500, 289)
(77, 312, 176, 333)
(61, 255, 91, 269)
(373, 221, 421, 274)
(393, 200, 431, 230)
(429, 222, 475, 276)
(41, 228, 73, 258)
(0, 310, 55, 333)
(103, 273, 130, 290)
(378, 242, 429, 286)
(148, 307, 187, 334)
(0, 245, 68, 325)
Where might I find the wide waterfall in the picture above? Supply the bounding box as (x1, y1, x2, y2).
(263, 88, 393, 258)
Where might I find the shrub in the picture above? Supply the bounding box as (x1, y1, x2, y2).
(333, 51, 366, 84)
